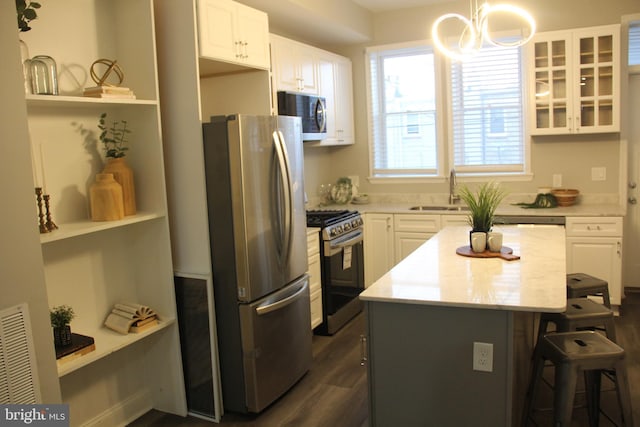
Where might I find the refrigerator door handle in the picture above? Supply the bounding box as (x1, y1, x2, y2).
(272, 130, 293, 263)
(255, 276, 308, 316)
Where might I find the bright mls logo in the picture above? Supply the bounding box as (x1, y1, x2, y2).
(1, 405, 68, 426)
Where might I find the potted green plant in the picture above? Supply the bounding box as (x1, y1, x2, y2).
(16, 0, 41, 32)
(98, 112, 131, 158)
(16, 1, 42, 93)
(50, 305, 75, 347)
(98, 113, 136, 215)
(458, 182, 507, 248)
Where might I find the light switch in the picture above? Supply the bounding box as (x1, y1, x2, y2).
(553, 174, 562, 188)
(592, 167, 606, 181)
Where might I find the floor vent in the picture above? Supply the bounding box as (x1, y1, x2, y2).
(0, 303, 40, 404)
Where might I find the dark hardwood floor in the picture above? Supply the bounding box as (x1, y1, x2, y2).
(131, 290, 640, 426)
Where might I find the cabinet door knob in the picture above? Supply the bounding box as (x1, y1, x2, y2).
(629, 197, 637, 204)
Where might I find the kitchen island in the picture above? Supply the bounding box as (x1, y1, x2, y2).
(359, 225, 567, 426)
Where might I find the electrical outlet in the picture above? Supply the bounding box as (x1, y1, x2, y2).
(473, 342, 493, 372)
(553, 174, 562, 188)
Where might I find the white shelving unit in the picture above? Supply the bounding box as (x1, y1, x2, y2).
(13, 0, 187, 424)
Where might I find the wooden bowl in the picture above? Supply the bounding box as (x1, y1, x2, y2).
(551, 188, 579, 206)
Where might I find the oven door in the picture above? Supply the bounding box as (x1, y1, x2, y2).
(321, 229, 364, 328)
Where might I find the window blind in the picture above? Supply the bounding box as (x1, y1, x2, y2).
(630, 21, 640, 66)
(367, 45, 439, 177)
(450, 45, 524, 173)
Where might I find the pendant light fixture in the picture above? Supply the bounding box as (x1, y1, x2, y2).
(431, 0, 536, 61)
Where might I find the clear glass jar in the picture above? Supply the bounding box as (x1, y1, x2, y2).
(28, 55, 59, 95)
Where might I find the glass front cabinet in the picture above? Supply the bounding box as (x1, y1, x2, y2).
(528, 24, 620, 135)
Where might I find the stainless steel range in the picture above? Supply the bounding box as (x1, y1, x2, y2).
(306, 210, 364, 335)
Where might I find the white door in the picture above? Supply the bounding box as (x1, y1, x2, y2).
(623, 72, 640, 287)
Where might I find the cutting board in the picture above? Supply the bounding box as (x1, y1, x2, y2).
(456, 245, 520, 261)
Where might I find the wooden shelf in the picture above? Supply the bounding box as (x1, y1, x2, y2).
(57, 317, 175, 377)
(40, 211, 165, 244)
(26, 94, 158, 107)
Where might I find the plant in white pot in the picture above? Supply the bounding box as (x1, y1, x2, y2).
(50, 305, 75, 347)
(458, 182, 507, 248)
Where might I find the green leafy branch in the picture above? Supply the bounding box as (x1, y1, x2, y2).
(16, 0, 41, 32)
(98, 112, 131, 158)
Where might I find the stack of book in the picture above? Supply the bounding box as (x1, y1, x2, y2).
(104, 302, 158, 334)
(55, 333, 95, 363)
(83, 85, 136, 99)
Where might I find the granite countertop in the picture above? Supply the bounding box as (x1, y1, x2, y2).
(359, 225, 567, 313)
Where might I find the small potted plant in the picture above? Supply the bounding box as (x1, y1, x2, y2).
(50, 305, 75, 347)
(16, 0, 41, 32)
(98, 112, 131, 158)
(98, 113, 136, 215)
(458, 182, 507, 248)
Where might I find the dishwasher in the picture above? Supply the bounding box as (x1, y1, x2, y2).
(493, 215, 566, 226)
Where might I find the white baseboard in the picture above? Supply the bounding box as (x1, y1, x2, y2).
(82, 389, 153, 427)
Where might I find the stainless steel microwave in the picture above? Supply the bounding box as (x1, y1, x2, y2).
(277, 91, 327, 141)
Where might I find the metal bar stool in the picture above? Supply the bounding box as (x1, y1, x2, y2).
(522, 331, 633, 426)
(535, 298, 617, 345)
(567, 273, 611, 308)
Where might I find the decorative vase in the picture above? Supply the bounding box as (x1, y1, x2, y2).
(29, 55, 59, 95)
(331, 181, 353, 204)
(19, 39, 31, 94)
(90, 173, 125, 221)
(53, 325, 72, 347)
(102, 158, 136, 215)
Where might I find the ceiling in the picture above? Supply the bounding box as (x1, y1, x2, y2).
(237, 0, 455, 46)
(352, 0, 453, 12)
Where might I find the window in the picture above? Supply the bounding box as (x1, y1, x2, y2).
(366, 39, 526, 180)
(366, 44, 439, 177)
(449, 44, 525, 173)
(630, 21, 640, 67)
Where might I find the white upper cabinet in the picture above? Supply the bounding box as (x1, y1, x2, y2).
(313, 52, 355, 146)
(528, 24, 620, 135)
(197, 0, 270, 70)
(271, 34, 355, 146)
(270, 34, 319, 94)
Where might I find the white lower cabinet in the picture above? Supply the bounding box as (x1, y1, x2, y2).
(565, 217, 623, 305)
(307, 228, 322, 329)
(393, 215, 440, 263)
(364, 214, 395, 287)
(441, 214, 470, 228)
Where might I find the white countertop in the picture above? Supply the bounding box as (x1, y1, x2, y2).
(345, 202, 625, 217)
(359, 225, 567, 313)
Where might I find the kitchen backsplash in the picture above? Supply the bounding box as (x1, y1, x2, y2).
(305, 192, 620, 209)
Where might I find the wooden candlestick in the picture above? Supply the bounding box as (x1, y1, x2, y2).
(35, 187, 49, 233)
(44, 194, 58, 231)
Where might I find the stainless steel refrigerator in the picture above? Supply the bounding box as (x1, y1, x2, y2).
(202, 114, 312, 414)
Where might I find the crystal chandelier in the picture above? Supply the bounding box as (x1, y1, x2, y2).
(431, 0, 536, 61)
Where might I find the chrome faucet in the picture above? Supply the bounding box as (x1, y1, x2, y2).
(449, 169, 460, 205)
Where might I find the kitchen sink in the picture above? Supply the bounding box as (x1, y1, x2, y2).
(409, 205, 470, 212)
